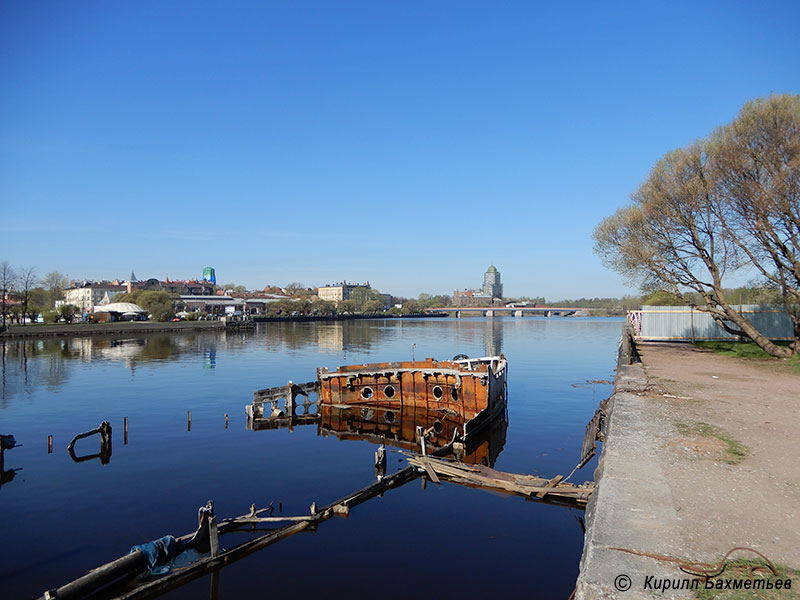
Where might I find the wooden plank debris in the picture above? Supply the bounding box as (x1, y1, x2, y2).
(535, 474, 563, 499)
(406, 455, 593, 507)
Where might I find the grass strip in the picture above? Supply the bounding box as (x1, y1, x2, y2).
(675, 422, 749, 464)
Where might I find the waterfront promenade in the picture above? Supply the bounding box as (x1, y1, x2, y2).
(577, 342, 799, 598)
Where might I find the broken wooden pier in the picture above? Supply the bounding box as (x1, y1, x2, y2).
(407, 454, 595, 508)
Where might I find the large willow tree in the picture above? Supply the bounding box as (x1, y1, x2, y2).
(594, 95, 800, 358)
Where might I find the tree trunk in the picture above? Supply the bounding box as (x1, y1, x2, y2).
(715, 302, 794, 358)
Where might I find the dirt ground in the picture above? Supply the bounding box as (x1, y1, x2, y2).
(635, 342, 800, 570)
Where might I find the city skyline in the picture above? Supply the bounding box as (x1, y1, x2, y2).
(2, 2, 799, 298)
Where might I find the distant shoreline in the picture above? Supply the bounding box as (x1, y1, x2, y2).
(0, 313, 447, 339)
(0, 320, 225, 339)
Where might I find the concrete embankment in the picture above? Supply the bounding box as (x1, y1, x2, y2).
(576, 329, 800, 599)
(575, 348, 691, 599)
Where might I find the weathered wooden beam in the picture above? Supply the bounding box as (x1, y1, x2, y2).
(416, 457, 441, 484)
(535, 475, 564, 499)
(208, 516, 219, 557)
(231, 516, 314, 524)
(41, 550, 148, 600)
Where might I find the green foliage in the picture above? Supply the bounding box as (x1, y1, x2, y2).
(693, 557, 800, 599)
(41, 272, 68, 307)
(361, 299, 384, 314)
(43, 310, 59, 324)
(27, 287, 48, 318)
(58, 304, 79, 324)
(112, 290, 139, 303)
(310, 299, 336, 316)
(339, 299, 361, 314)
(137, 291, 176, 321)
(642, 290, 686, 306)
(695, 341, 800, 372)
(284, 283, 312, 298)
(546, 296, 642, 313)
(115, 290, 176, 321)
(262, 298, 313, 317)
(593, 94, 800, 357)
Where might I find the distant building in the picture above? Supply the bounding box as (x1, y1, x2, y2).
(64, 282, 127, 312)
(453, 265, 503, 307)
(482, 265, 503, 299)
(316, 281, 371, 303)
(131, 277, 215, 296)
(180, 292, 289, 316)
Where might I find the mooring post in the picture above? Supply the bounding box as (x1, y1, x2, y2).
(224, 413, 228, 429)
(286, 381, 295, 417)
(208, 515, 219, 557)
(124, 417, 128, 445)
(187, 411, 192, 432)
(48, 435, 53, 454)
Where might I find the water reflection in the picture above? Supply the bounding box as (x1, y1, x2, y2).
(259, 319, 397, 354)
(318, 404, 507, 467)
(0, 434, 19, 489)
(0, 335, 221, 402)
(0, 319, 509, 406)
(484, 318, 504, 357)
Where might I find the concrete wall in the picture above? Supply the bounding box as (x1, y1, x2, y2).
(575, 329, 693, 599)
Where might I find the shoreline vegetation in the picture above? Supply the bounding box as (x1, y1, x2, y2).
(0, 313, 448, 339)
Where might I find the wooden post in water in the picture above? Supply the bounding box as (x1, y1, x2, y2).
(224, 414, 228, 429)
(208, 515, 219, 557)
(187, 411, 192, 432)
(48, 435, 53, 454)
(124, 417, 128, 445)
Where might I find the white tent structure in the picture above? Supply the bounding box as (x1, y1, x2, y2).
(94, 302, 148, 321)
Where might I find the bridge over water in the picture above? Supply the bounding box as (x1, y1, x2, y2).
(424, 306, 591, 317)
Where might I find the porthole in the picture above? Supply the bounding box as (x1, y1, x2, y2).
(361, 407, 374, 420)
(451, 387, 458, 401)
(384, 410, 396, 424)
(361, 386, 374, 400)
(433, 420, 444, 434)
(432, 385, 443, 400)
(384, 385, 395, 398)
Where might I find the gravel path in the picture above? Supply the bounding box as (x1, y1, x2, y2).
(636, 342, 800, 569)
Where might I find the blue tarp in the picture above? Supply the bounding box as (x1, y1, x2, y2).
(130, 535, 178, 573)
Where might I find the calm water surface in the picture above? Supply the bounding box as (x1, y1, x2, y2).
(0, 317, 622, 599)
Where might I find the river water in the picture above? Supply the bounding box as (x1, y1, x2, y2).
(0, 317, 622, 599)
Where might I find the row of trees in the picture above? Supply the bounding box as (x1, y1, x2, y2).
(594, 94, 799, 357)
(0, 262, 74, 328)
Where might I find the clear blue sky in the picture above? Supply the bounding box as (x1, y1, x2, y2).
(1, 1, 798, 299)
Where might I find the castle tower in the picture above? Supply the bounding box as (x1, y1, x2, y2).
(482, 265, 502, 299)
